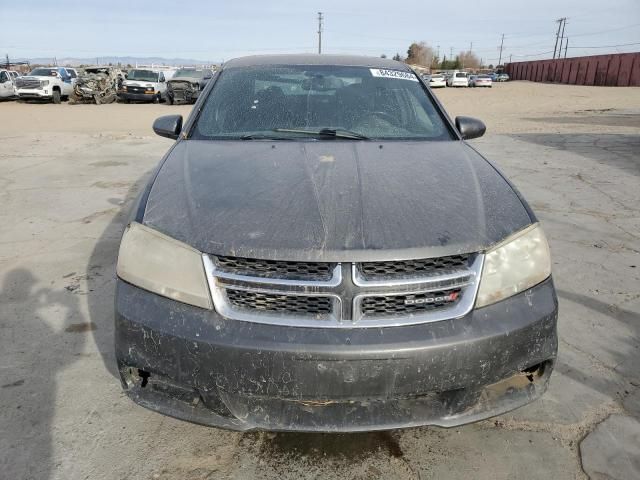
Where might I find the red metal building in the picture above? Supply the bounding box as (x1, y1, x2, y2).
(505, 52, 640, 87)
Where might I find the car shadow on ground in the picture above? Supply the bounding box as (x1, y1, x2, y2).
(0, 268, 86, 480)
(511, 133, 640, 177)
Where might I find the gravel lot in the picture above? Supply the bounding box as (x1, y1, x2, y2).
(1, 81, 639, 480)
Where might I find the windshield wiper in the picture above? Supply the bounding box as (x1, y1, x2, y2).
(239, 134, 296, 140)
(273, 128, 369, 140)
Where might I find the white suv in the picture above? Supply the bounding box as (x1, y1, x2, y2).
(15, 67, 74, 103)
(447, 71, 469, 88)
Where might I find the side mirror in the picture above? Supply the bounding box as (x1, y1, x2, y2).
(153, 115, 183, 140)
(455, 116, 486, 140)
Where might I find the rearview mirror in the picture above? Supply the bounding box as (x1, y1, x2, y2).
(455, 116, 486, 140)
(153, 115, 183, 140)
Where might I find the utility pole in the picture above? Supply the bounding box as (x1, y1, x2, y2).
(437, 45, 440, 59)
(450, 47, 453, 61)
(553, 18, 566, 59)
(559, 18, 567, 59)
(509, 54, 512, 63)
(564, 37, 569, 58)
(498, 34, 505, 66)
(317, 12, 323, 54)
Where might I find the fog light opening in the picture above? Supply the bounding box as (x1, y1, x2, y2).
(138, 369, 151, 388)
(522, 362, 547, 382)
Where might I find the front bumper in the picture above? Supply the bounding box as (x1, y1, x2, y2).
(115, 277, 558, 432)
(17, 89, 51, 98)
(118, 92, 157, 102)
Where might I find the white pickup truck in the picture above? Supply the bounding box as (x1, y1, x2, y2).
(15, 67, 74, 103)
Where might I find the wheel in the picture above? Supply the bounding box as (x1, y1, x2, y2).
(52, 90, 61, 104)
(153, 93, 160, 104)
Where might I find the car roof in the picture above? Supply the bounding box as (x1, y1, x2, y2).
(222, 54, 411, 71)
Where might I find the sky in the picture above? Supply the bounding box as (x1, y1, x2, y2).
(1, 0, 639, 64)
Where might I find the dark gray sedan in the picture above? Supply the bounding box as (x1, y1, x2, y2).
(115, 54, 558, 432)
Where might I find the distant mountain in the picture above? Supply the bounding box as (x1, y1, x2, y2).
(15, 56, 218, 67)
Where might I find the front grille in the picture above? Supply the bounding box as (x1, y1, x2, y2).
(205, 253, 482, 328)
(16, 79, 41, 89)
(227, 290, 332, 316)
(359, 289, 462, 317)
(358, 254, 471, 280)
(214, 255, 334, 281)
(126, 85, 151, 94)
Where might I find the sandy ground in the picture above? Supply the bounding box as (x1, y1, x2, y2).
(1, 82, 639, 480)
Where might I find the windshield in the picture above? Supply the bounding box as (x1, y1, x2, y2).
(30, 68, 57, 76)
(193, 65, 453, 141)
(455, 72, 467, 78)
(173, 69, 204, 79)
(127, 69, 158, 82)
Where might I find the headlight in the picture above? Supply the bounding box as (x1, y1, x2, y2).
(40, 80, 50, 87)
(476, 224, 551, 308)
(116, 222, 212, 309)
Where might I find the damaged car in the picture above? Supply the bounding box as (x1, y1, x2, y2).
(70, 66, 120, 104)
(115, 54, 558, 432)
(166, 68, 215, 104)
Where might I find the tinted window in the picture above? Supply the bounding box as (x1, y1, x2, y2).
(30, 68, 58, 76)
(127, 70, 158, 82)
(455, 72, 467, 78)
(193, 65, 452, 141)
(0, 72, 8, 83)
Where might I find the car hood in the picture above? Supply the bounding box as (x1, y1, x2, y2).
(168, 76, 200, 83)
(142, 140, 532, 262)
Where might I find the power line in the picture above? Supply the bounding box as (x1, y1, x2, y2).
(568, 41, 640, 49)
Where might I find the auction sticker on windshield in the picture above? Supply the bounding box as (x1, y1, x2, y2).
(369, 69, 418, 81)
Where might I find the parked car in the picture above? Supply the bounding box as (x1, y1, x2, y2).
(0, 69, 17, 99)
(70, 66, 120, 104)
(8, 71, 20, 81)
(15, 67, 73, 103)
(119, 69, 168, 103)
(470, 74, 493, 87)
(166, 68, 215, 104)
(447, 71, 469, 87)
(115, 54, 557, 433)
(428, 73, 446, 88)
(497, 73, 510, 82)
(489, 72, 499, 82)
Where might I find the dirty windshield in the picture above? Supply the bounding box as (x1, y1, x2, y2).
(173, 69, 205, 79)
(193, 65, 453, 140)
(127, 69, 158, 82)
